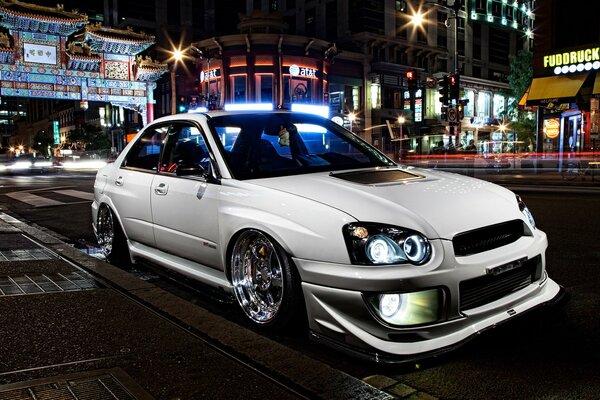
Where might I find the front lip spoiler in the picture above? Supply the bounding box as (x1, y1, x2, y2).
(309, 285, 568, 364)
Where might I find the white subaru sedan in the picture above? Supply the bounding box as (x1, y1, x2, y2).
(92, 110, 562, 361)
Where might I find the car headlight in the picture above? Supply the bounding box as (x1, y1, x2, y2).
(516, 195, 536, 229)
(343, 223, 432, 265)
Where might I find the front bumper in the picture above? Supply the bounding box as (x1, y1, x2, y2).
(294, 231, 562, 361)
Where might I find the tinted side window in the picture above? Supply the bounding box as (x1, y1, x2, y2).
(122, 125, 169, 171)
(160, 123, 210, 174)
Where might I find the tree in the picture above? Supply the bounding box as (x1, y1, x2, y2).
(66, 124, 110, 151)
(507, 50, 535, 150)
(31, 130, 54, 157)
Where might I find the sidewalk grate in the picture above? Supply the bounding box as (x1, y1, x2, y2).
(0, 248, 57, 261)
(0, 271, 100, 296)
(0, 369, 150, 400)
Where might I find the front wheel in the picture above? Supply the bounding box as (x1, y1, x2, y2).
(230, 230, 303, 329)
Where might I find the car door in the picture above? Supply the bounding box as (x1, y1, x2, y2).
(150, 122, 222, 269)
(109, 123, 169, 248)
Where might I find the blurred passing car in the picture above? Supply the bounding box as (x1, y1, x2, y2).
(0, 154, 54, 174)
(92, 110, 562, 362)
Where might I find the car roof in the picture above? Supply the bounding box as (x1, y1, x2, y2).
(149, 110, 314, 125)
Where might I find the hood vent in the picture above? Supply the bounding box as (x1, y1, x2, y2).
(331, 169, 422, 185)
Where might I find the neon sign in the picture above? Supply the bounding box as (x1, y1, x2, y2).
(200, 68, 220, 82)
(289, 64, 318, 79)
(544, 46, 600, 75)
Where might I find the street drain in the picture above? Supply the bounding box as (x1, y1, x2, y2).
(0, 368, 152, 400)
(0, 248, 56, 261)
(0, 271, 100, 296)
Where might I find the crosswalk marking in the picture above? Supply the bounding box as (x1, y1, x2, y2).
(4, 189, 94, 208)
(54, 189, 94, 201)
(6, 192, 64, 207)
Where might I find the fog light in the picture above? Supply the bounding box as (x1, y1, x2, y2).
(368, 288, 442, 326)
(379, 294, 402, 317)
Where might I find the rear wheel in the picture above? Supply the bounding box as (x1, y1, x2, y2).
(230, 230, 303, 329)
(96, 205, 130, 265)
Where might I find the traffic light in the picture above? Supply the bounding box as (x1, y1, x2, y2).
(449, 73, 460, 102)
(177, 96, 187, 113)
(441, 105, 448, 121)
(406, 69, 417, 92)
(438, 75, 449, 105)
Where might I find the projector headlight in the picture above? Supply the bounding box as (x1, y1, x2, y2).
(344, 223, 432, 265)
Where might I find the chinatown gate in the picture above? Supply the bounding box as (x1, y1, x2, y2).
(0, 0, 167, 145)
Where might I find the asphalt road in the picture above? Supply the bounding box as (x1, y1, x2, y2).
(0, 171, 598, 399)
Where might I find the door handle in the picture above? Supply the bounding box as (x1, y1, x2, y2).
(115, 176, 124, 186)
(154, 183, 169, 196)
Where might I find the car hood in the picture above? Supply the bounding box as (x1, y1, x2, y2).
(250, 167, 524, 239)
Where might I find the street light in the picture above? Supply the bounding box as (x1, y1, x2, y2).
(348, 112, 356, 134)
(168, 47, 185, 115)
(409, 0, 462, 145)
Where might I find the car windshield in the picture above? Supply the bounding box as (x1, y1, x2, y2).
(208, 112, 395, 180)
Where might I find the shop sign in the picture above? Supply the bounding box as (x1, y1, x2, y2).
(289, 64, 318, 79)
(53, 120, 59, 144)
(544, 46, 600, 75)
(200, 68, 220, 82)
(544, 119, 560, 139)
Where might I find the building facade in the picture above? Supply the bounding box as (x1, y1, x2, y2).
(524, 0, 600, 162)
(191, 0, 535, 156)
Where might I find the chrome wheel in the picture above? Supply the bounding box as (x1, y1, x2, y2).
(231, 230, 285, 324)
(96, 205, 114, 258)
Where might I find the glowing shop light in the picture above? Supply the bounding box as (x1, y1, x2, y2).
(223, 103, 273, 111)
(290, 104, 329, 118)
(188, 107, 209, 113)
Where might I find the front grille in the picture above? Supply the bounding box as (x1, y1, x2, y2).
(453, 220, 525, 256)
(459, 255, 541, 311)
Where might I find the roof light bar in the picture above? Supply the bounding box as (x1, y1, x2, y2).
(291, 104, 330, 118)
(223, 103, 274, 111)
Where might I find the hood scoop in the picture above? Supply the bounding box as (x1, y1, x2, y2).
(330, 169, 423, 185)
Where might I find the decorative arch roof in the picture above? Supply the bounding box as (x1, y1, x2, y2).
(0, 0, 87, 35)
(79, 24, 155, 55)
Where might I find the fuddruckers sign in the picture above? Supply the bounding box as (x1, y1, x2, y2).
(544, 45, 600, 75)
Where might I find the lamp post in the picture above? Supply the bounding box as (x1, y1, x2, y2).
(410, 0, 462, 144)
(169, 48, 184, 115)
(397, 115, 406, 161)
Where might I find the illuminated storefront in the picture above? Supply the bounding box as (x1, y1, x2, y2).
(192, 35, 363, 126)
(525, 43, 600, 158)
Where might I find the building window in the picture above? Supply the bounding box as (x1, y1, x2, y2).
(464, 89, 475, 117)
(493, 94, 505, 118)
(491, 1, 502, 17)
(475, 0, 486, 13)
(256, 74, 273, 103)
(477, 91, 491, 118)
(231, 75, 247, 102)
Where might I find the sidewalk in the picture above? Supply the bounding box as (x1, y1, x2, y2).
(0, 213, 392, 400)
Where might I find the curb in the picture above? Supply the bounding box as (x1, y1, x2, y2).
(0, 211, 398, 400)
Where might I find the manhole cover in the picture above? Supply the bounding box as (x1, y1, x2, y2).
(0, 271, 100, 296)
(0, 368, 153, 400)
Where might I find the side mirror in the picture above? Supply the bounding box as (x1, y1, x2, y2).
(175, 163, 206, 177)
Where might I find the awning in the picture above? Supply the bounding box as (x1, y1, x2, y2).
(593, 73, 600, 94)
(525, 74, 588, 106)
(519, 86, 530, 106)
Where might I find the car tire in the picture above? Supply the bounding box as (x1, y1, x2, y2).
(96, 205, 130, 266)
(230, 230, 304, 330)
